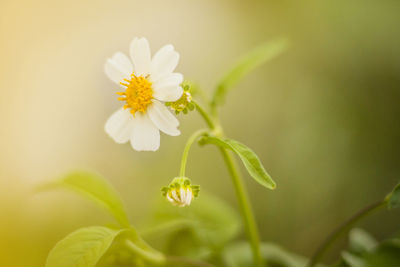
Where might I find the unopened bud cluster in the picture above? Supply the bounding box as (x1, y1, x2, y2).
(166, 83, 195, 114)
(161, 177, 199, 207)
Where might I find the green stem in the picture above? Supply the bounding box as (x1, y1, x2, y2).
(180, 129, 208, 177)
(193, 97, 264, 266)
(308, 200, 386, 267)
(220, 148, 265, 267)
(125, 239, 165, 265)
(166, 256, 215, 267)
(192, 100, 216, 129)
(126, 239, 212, 266)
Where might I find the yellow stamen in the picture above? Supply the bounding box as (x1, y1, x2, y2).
(117, 73, 153, 115)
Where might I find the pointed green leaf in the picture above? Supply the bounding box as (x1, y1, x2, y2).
(46, 226, 123, 267)
(385, 182, 400, 209)
(211, 38, 289, 109)
(145, 193, 240, 258)
(38, 171, 129, 227)
(364, 239, 400, 267)
(223, 242, 310, 267)
(200, 136, 276, 190)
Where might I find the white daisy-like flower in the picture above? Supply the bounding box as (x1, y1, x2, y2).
(167, 186, 193, 207)
(104, 37, 183, 151)
(161, 177, 200, 207)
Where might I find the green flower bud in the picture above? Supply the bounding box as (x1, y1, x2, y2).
(161, 177, 199, 207)
(166, 82, 195, 115)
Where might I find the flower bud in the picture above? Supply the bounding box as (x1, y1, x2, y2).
(161, 177, 199, 207)
(165, 82, 195, 114)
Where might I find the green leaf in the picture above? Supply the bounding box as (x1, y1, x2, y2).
(145, 193, 240, 259)
(38, 170, 130, 227)
(385, 182, 400, 209)
(364, 239, 400, 267)
(223, 242, 314, 267)
(200, 136, 276, 190)
(211, 38, 289, 109)
(46, 226, 123, 267)
(338, 235, 400, 267)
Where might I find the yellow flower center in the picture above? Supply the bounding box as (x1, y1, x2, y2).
(117, 73, 153, 115)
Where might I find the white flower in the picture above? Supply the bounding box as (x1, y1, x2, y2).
(161, 177, 200, 207)
(166, 186, 193, 207)
(104, 37, 183, 151)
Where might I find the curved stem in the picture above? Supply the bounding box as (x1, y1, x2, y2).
(308, 200, 386, 267)
(125, 239, 165, 265)
(192, 100, 216, 130)
(126, 239, 213, 266)
(166, 256, 215, 267)
(192, 97, 264, 266)
(219, 148, 265, 267)
(180, 129, 208, 177)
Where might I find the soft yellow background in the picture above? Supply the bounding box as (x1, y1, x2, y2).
(1, 0, 400, 266)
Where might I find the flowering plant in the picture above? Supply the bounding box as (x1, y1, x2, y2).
(39, 37, 400, 267)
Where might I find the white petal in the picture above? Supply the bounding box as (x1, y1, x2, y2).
(152, 100, 179, 127)
(154, 85, 183, 102)
(171, 190, 180, 203)
(153, 73, 184, 102)
(180, 188, 186, 204)
(151, 45, 179, 81)
(185, 190, 193, 205)
(105, 108, 134, 144)
(167, 195, 176, 205)
(130, 37, 151, 76)
(153, 72, 183, 87)
(166, 193, 175, 204)
(148, 101, 180, 136)
(112, 52, 133, 74)
(130, 112, 160, 151)
(104, 52, 133, 85)
(153, 44, 174, 59)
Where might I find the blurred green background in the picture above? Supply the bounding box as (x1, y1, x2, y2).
(1, 0, 400, 266)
